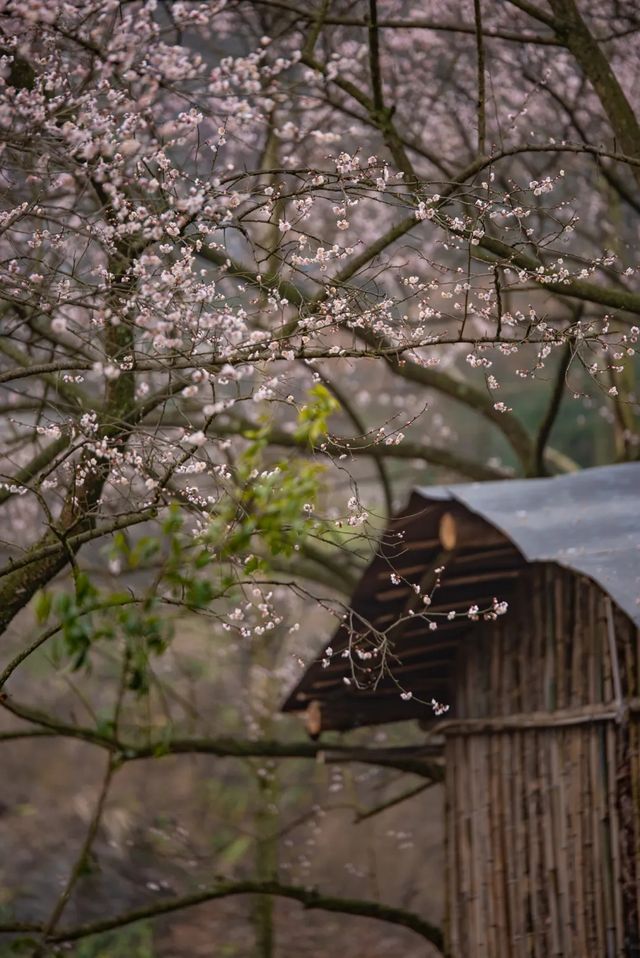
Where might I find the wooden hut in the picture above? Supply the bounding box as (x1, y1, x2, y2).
(283, 462, 640, 957)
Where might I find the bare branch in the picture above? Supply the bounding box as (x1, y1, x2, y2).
(47, 879, 444, 951)
(473, 0, 487, 155)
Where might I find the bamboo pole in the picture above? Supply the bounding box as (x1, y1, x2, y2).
(607, 719, 623, 956)
(436, 699, 640, 734)
(525, 730, 542, 958)
(459, 736, 473, 956)
(623, 611, 640, 944)
(552, 733, 571, 954)
(445, 737, 458, 957)
(489, 729, 508, 958)
(502, 732, 519, 955)
(469, 733, 489, 958)
(540, 733, 562, 956)
(572, 730, 589, 951)
(513, 731, 528, 958)
(590, 727, 607, 953)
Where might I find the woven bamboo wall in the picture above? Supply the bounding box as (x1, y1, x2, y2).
(444, 564, 640, 958)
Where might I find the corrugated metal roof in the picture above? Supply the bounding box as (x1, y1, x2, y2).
(416, 461, 640, 628)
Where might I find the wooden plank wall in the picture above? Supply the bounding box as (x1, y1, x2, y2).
(445, 565, 640, 957)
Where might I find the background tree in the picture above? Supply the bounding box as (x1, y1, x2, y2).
(0, 0, 639, 955)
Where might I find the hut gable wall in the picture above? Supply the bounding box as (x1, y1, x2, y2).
(446, 562, 640, 957)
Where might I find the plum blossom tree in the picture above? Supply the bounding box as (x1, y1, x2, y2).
(0, 0, 639, 953)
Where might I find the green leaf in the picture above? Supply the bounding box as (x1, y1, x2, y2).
(162, 504, 183, 535)
(128, 666, 146, 693)
(130, 536, 159, 568)
(34, 590, 52, 624)
(186, 578, 214, 608)
(53, 592, 73, 618)
(75, 571, 97, 605)
(294, 383, 339, 444)
(96, 717, 115, 738)
(243, 555, 263, 574)
(194, 549, 211, 569)
(218, 834, 251, 867)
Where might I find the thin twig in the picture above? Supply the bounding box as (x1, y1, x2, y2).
(35, 653, 131, 949)
(473, 0, 486, 155)
(355, 781, 435, 822)
(39, 755, 116, 943)
(533, 339, 574, 476)
(315, 369, 395, 514)
(367, 0, 385, 114)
